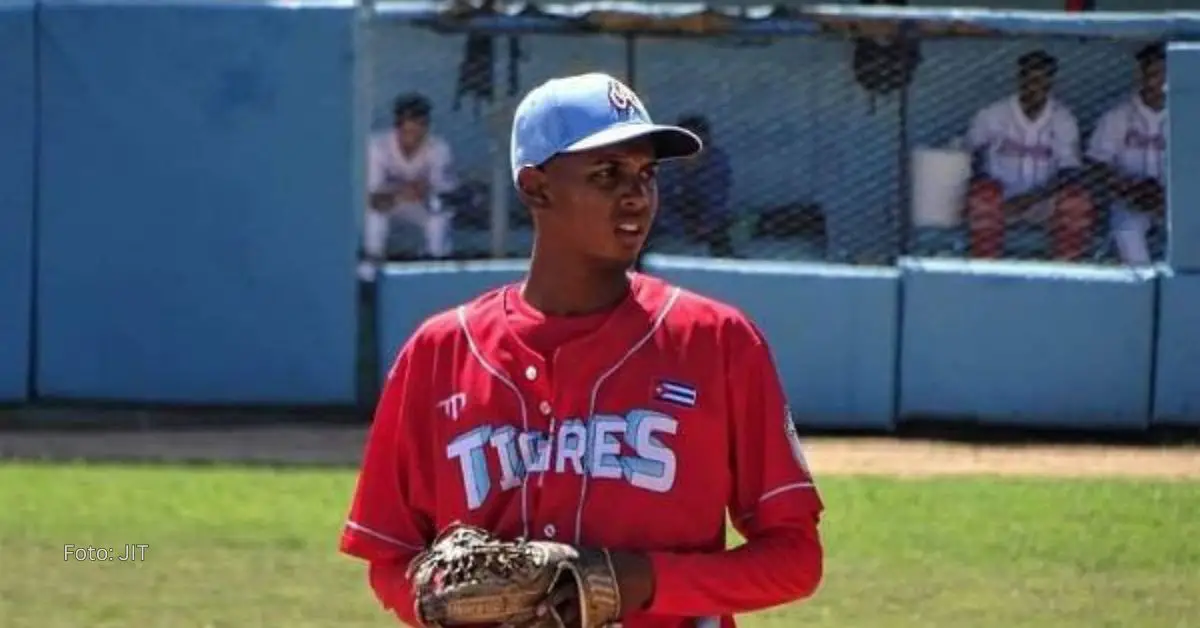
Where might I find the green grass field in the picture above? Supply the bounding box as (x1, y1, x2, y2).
(1, 462, 1197, 628)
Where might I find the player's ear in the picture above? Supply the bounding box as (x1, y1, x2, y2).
(516, 167, 550, 209)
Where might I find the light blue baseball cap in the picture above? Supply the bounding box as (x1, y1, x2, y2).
(510, 72, 703, 184)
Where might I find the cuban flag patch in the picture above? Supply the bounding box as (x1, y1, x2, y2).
(654, 380, 697, 408)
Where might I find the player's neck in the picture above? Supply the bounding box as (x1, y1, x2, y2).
(1139, 89, 1165, 112)
(522, 255, 631, 317)
(1018, 97, 1046, 120)
(393, 135, 425, 158)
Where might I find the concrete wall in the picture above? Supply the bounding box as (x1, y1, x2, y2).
(0, 0, 36, 402)
(32, 0, 363, 404)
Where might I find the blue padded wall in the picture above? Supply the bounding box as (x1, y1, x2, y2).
(376, 261, 529, 381)
(1153, 271, 1200, 426)
(899, 259, 1157, 428)
(1168, 43, 1200, 272)
(36, 0, 362, 403)
(644, 256, 899, 429)
(0, 0, 35, 402)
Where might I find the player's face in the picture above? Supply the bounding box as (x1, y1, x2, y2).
(538, 138, 658, 268)
(1140, 59, 1166, 103)
(395, 118, 429, 153)
(1017, 67, 1053, 109)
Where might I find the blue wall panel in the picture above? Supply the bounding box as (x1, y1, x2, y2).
(1167, 43, 1200, 272)
(0, 0, 35, 402)
(1153, 271, 1200, 426)
(899, 259, 1157, 428)
(644, 256, 899, 429)
(376, 261, 528, 380)
(36, 1, 362, 403)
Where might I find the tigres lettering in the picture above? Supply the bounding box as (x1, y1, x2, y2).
(446, 408, 679, 510)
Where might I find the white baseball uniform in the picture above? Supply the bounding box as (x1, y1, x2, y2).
(1086, 93, 1167, 265)
(360, 129, 457, 278)
(966, 95, 1082, 219)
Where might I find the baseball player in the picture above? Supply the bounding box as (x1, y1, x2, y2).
(359, 93, 458, 283)
(341, 73, 825, 627)
(963, 50, 1094, 260)
(1085, 43, 1167, 265)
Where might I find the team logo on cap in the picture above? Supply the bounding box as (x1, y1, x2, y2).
(608, 79, 642, 114)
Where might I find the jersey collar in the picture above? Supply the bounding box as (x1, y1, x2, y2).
(462, 273, 679, 390)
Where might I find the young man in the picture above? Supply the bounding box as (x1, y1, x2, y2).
(963, 50, 1094, 260)
(359, 93, 458, 282)
(1086, 43, 1167, 265)
(340, 73, 825, 627)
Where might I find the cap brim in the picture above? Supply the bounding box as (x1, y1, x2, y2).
(563, 123, 703, 161)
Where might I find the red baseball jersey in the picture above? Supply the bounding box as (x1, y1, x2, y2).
(341, 272, 824, 627)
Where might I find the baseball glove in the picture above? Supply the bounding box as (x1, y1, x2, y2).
(407, 523, 622, 628)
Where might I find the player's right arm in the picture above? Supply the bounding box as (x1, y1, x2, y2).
(1085, 107, 1122, 167)
(1085, 107, 1139, 196)
(367, 135, 395, 211)
(964, 106, 994, 180)
(340, 335, 436, 627)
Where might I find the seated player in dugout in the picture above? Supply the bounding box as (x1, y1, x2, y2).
(1084, 43, 1167, 266)
(653, 114, 736, 257)
(359, 93, 459, 283)
(340, 73, 824, 627)
(963, 50, 1094, 260)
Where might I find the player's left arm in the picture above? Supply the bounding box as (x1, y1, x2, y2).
(428, 139, 460, 196)
(1083, 109, 1146, 200)
(1053, 110, 1085, 181)
(1020, 109, 1086, 206)
(637, 318, 824, 618)
(367, 137, 396, 211)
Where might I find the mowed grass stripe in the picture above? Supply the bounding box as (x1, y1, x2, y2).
(0, 463, 1196, 628)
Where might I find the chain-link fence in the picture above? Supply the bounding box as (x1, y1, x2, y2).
(906, 37, 1167, 266)
(366, 12, 1169, 266)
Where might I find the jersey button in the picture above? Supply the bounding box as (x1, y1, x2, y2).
(538, 401, 552, 416)
(524, 366, 538, 381)
(543, 524, 557, 539)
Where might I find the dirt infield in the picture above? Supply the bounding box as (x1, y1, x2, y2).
(1, 426, 1197, 479)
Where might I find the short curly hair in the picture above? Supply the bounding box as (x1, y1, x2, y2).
(393, 92, 432, 123)
(1017, 50, 1058, 76)
(1136, 42, 1166, 67)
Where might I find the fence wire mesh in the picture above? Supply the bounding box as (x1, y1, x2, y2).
(365, 19, 1168, 266)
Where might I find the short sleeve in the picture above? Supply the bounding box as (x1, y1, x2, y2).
(1053, 109, 1083, 170)
(725, 320, 823, 537)
(366, 135, 388, 193)
(1086, 107, 1124, 165)
(965, 107, 992, 152)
